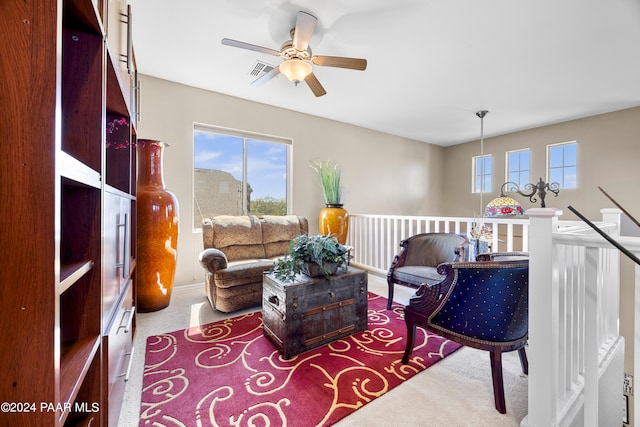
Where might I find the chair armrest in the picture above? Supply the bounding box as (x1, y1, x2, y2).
(406, 263, 455, 314)
(199, 248, 228, 273)
(407, 282, 443, 315)
(388, 239, 411, 274)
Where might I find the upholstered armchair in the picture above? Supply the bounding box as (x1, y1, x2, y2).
(402, 253, 529, 413)
(386, 233, 468, 310)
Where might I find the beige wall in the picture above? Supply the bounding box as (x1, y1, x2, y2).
(442, 107, 640, 220)
(136, 74, 445, 286)
(442, 106, 640, 414)
(138, 75, 640, 412)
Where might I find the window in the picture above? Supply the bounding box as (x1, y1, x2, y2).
(506, 149, 530, 187)
(193, 125, 291, 229)
(547, 141, 577, 189)
(472, 154, 492, 193)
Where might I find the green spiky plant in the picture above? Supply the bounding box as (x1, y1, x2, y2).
(310, 160, 342, 205)
(270, 234, 350, 282)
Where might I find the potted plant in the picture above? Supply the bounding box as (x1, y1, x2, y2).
(310, 160, 342, 205)
(310, 160, 349, 245)
(270, 234, 350, 282)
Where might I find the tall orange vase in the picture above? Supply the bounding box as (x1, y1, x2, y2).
(137, 140, 179, 312)
(319, 204, 349, 245)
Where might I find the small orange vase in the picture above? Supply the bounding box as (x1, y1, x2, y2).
(137, 140, 179, 312)
(319, 204, 349, 245)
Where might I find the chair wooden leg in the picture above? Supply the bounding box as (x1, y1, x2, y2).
(387, 280, 395, 310)
(402, 313, 416, 364)
(490, 349, 507, 414)
(518, 347, 528, 375)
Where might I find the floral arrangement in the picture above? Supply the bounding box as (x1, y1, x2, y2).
(106, 117, 130, 149)
(469, 220, 492, 241)
(310, 160, 342, 205)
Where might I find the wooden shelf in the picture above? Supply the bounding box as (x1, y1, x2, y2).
(60, 179, 101, 267)
(64, 0, 104, 34)
(58, 152, 101, 190)
(105, 112, 133, 193)
(63, 414, 99, 427)
(106, 50, 131, 117)
(59, 337, 101, 425)
(60, 336, 101, 410)
(61, 23, 103, 172)
(60, 260, 94, 293)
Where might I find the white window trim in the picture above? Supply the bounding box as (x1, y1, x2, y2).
(193, 123, 293, 145)
(192, 123, 293, 232)
(472, 154, 492, 193)
(505, 148, 531, 184)
(546, 140, 577, 189)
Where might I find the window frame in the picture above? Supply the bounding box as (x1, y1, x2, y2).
(472, 154, 492, 193)
(505, 148, 531, 188)
(193, 123, 293, 231)
(546, 141, 577, 189)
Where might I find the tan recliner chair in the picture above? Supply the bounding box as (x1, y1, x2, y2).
(199, 215, 308, 312)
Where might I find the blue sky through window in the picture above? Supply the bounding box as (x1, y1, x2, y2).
(247, 139, 287, 199)
(507, 149, 530, 187)
(548, 142, 577, 189)
(194, 130, 287, 199)
(474, 155, 492, 193)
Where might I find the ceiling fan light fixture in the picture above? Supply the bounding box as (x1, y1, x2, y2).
(279, 59, 312, 84)
(222, 11, 366, 96)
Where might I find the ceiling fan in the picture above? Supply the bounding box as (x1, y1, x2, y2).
(221, 11, 367, 97)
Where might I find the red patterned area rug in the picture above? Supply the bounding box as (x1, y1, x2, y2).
(140, 292, 461, 426)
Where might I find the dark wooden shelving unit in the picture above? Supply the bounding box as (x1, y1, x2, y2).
(1, 0, 139, 425)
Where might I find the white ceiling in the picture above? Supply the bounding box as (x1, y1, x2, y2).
(128, 0, 640, 146)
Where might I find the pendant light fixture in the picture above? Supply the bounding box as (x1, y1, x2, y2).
(476, 110, 488, 217)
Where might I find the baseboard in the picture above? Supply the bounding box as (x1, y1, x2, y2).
(173, 282, 204, 293)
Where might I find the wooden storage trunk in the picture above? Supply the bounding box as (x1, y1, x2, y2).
(262, 266, 368, 359)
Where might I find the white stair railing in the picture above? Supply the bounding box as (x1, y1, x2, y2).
(347, 214, 529, 275)
(523, 208, 624, 426)
(346, 209, 639, 426)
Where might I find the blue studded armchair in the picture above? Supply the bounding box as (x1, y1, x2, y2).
(402, 253, 529, 413)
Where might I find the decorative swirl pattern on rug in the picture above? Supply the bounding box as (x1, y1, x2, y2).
(140, 293, 460, 426)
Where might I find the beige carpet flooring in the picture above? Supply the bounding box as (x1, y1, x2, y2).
(118, 274, 528, 426)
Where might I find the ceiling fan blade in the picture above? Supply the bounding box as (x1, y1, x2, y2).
(304, 72, 326, 97)
(312, 55, 367, 71)
(292, 11, 317, 52)
(251, 65, 281, 87)
(221, 38, 281, 56)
